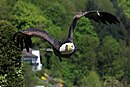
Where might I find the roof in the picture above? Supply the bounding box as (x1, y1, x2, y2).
(22, 48, 38, 59)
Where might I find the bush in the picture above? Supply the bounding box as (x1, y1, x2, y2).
(0, 20, 24, 87)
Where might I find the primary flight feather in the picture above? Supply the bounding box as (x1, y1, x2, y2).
(13, 11, 120, 61)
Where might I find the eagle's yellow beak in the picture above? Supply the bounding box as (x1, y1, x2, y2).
(67, 45, 71, 51)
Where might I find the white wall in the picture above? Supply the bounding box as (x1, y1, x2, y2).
(32, 50, 42, 71)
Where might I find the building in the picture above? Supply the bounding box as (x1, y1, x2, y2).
(22, 48, 42, 71)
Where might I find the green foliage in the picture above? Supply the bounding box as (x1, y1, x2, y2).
(75, 17, 96, 37)
(96, 36, 124, 78)
(124, 57, 130, 84)
(90, 0, 116, 13)
(22, 62, 36, 87)
(72, 0, 88, 11)
(43, 2, 70, 28)
(74, 17, 99, 70)
(85, 71, 102, 87)
(117, 0, 130, 18)
(0, 74, 8, 87)
(11, 0, 63, 50)
(12, 0, 50, 30)
(36, 0, 76, 30)
(0, 20, 24, 87)
(0, 0, 12, 20)
(1, 0, 130, 87)
(103, 77, 124, 87)
(119, 45, 130, 85)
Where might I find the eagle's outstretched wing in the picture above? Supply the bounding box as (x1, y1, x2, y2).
(13, 28, 60, 52)
(68, 11, 120, 40)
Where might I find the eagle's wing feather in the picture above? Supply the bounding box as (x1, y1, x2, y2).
(85, 12, 120, 24)
(13, 28, 59, 52)
(68, 11, 120, 40)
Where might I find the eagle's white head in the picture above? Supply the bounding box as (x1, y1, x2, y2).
(59, 43, 75, 54)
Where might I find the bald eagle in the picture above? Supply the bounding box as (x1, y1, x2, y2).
(13, 11, 120, 61)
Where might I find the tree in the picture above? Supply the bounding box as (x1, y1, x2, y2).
(0, 20, 24, 87)
(12, 0, 51, 30)
(12, 0, 63, 51)
(96, 36, 125, 82)
(43, 2, 71, 28)
(33, 0, 76, 28)
(74, 17, 99, 69)
(85, 71, 102, 87)
(0, 0, 13, 20)
(22, 62, 36, 87)
(117, 0, 130, 18)
(1, 0, 130, 86)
